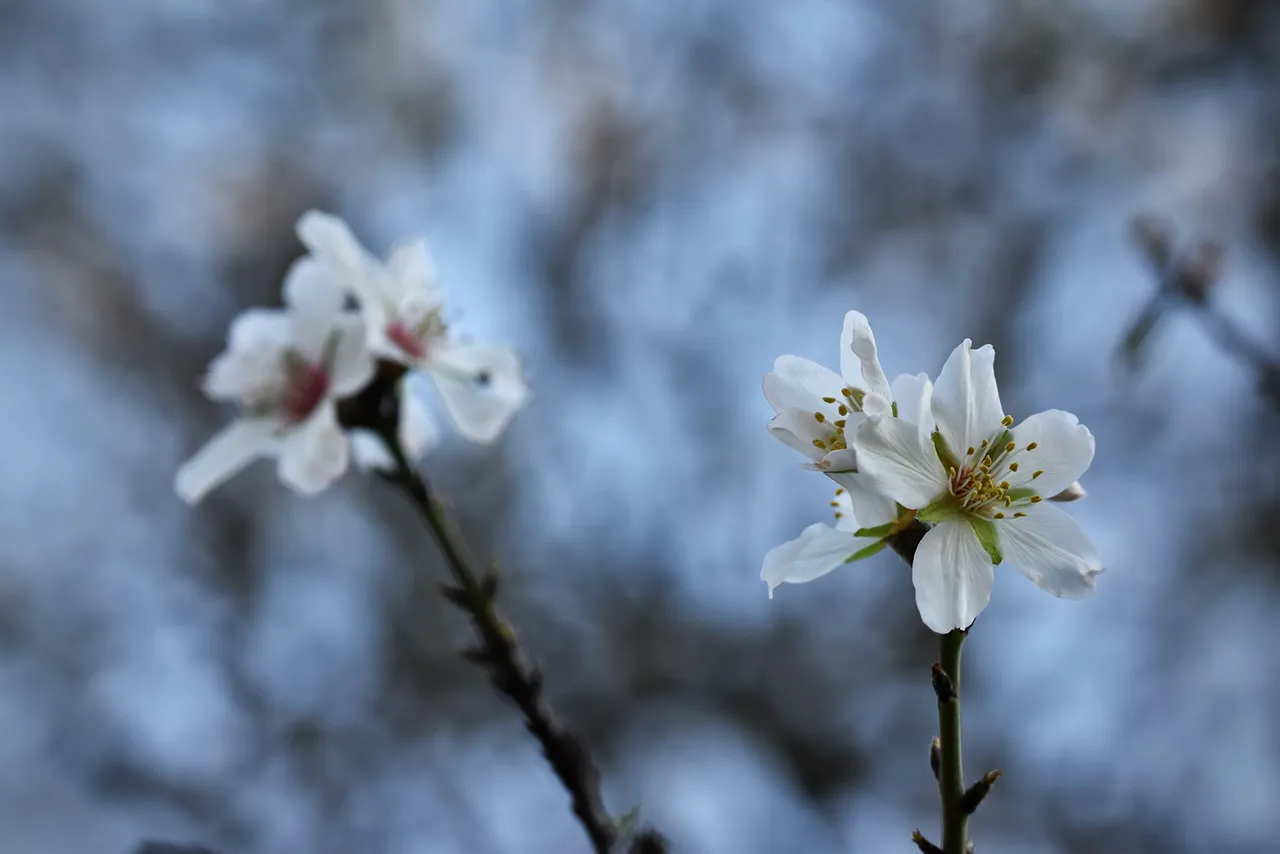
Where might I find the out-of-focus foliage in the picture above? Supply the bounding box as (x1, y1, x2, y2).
(1, 1, 1279, 852)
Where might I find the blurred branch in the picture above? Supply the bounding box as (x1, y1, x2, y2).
(1120, 214, 1280, 408)
(339, 361, 666, 854)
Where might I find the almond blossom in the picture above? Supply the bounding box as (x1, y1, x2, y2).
(175, 260, 374, 503)
(854, 339, 1103, 633)
(295, 211, 529, 444)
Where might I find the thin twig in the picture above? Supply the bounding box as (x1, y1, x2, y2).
(335, 360, 666, 854)
(380, 435, 620, 853)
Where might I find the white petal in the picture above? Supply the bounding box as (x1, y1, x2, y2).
(853, 415, 947, 509)
(283, 257, 346, 360)
(296, 210, 373, 279)
(817, 447, 859, 473)
(839, 311, 892, 401)
(276, 404, 350, 495)
(767, 409, 826, 463)
(761, 523, 872, 598)
(997, 504, 1102, 599)
(1049, 481, 1087, 502)
(931, 340, 1004, 456)
(890, 372, 935, 438)
(429, 342, 529, 443)
(202, 310, 290, 403)
(350, 430, 394, 471)
(174, 417, 282, 504)
(327, 314, 375, 396)
(861, 392, 893, 418)
(911, 519, 995, 633)
(387, 237, 441, 303)
(398, 388, 440, 461)
(763, 356, 846, 415)
(828, 471, 898, 530)
(1006, 410, 1095, 499)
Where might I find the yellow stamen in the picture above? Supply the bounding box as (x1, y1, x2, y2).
(838, 404, 848, 416)
(1026, 442, 1038, 451)
(1005, 441, 1016, 452)
(1030, 495, 1042, 503)
(812, 439, 826, 449)
(841, 388, 853, 398)
(1013, 512, 1026, 518)
(980, 439, 989, 449)
(834, 419, 846, 428)
(1032, 469, 1044, 479)
(999, 481, 1010, 489)
(966, 447, 975, 456)
(822, 396, 837, 404)
(1009, 462, 1019, 472)
(835, 488, 845, 495)
(1001, 414, 1014, 427)
(994, 512, 1005, 519)
(814, 411, 825, 423)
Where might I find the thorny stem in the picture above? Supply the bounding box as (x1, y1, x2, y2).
(337, 360, 667, 854)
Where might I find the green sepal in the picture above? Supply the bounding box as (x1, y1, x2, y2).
(844, 540, 889, 563)
(918, 492, 962, 523)
(984, 429, 1012, 461)
(853, 522, 896, 539)
(968, 516, 1003, 565)
(931, 430, 961, 474)
(891, 401, 900, 418)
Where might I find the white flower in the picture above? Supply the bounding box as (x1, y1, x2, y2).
(763, 311, 895, 474)
(295, 211, 530, 444)
(175, 260, 375, 504)
(762, 485, 891, 598)
(854, 339, 1103, 633)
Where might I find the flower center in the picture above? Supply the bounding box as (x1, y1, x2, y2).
(387, 321, 428, 360)
(280, 358, 330, 423)
(809, 386, 866, 456)
(945, 419, 1046, 520)
(386, 301, 446, 362)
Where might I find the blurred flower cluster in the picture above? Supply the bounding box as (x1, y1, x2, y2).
(175, 212, 529, 503)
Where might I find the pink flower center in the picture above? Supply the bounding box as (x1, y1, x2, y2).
(281, 362, 330, 423)
(387, 321, 428, 360)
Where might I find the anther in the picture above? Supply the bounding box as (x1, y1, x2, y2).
(834, 512, 844, 519)
(812, 439, 826, 449)
(814, 412, 826, 423)
(822, 396, 837, 404)
(841, 388, 853, 398)
(1032, 469, 1044, 479)
(966, 447, 975, 456)
(1005, 441, 1016, 453)
(999, 481, 1010, 490)
(949, 466, 958, 479)
(838, 404, 849, 416)
(1003, 497, 1012, 507)
(1009, 462, 1019, 472)
(835, 487, 845, 495)
(1026, 442, 1039, 451)
(980, 439, 988, 449)
(834, 419, 846, 428)
(1001, 415, 1014, 427)
(1030, 495, 1043, 503)
(1013, 512, 1026, 518)
(994, 512, 1005, 519)
(830, 501, 840, 507)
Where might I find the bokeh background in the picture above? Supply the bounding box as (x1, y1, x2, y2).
(3, 1, 1280, 852)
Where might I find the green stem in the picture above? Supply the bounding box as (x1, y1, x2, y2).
(937, 629, 968, 854)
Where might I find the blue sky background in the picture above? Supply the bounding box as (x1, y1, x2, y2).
(1, 2, 1279, 852)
